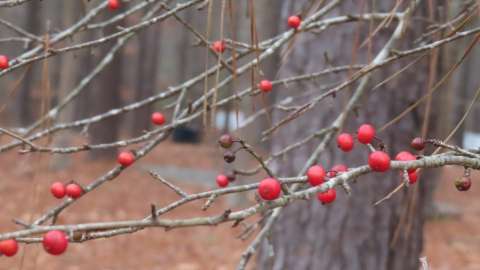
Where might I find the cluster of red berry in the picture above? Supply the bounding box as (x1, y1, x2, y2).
(216, 134, 237, 188)
(306, 163, 348, 204)
(211, 124, 432, 206)
(0, 230, 69, 257)
(0, 111, 168, 258)
(50, 181, 83, 199)
(337, 124, 424, 185)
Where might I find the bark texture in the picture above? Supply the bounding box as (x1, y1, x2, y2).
(88, 13, 124, 159)
(257, 1, 444, 270)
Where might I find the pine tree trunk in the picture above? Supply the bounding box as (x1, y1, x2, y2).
(257, 1, 443, 269)
(131, 23, 161, 135)
(88, 15, 124, 159)
(16, 0, 42, 126)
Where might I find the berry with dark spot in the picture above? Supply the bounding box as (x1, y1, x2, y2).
(411, 137, 425, 151)
(455, 176, 472, 191)
(218, 134, 234, 148)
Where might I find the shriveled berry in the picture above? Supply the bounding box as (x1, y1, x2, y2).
(0, 239, 18, 257)
(226, 172, 236, 182)
(65, 183, 83, 199)
(317, 189, 336, 204)
(327, 164, 348, 177)
(357, 124, 376, 144)
(0, 55, 9, 69)
(42, 230, 68, 255)
(117, 151, 135, 167)
(368, 151, 391, 172)
(50, 182, 66, 199)
(455, 176, 472, 191)
(258, 80, 273, 93)
(151, 112, 165, 125)
(258, 178, 281, 200)
(211, 40, 225, 53)
(307, 165, 326, 186)
(287, 15, 301, 29)
(337, 133, 354, 152)
(411, 137, 425, 151)
(216, 174, 229, 188)
(218, 134, 234, 148)
(223, 151, 236, 163)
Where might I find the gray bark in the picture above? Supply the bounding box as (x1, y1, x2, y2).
(88, 15, 124, 159)
(257, 1, 444, 270)
(16, 0, 42, 125)
(131, 22, 161, 135)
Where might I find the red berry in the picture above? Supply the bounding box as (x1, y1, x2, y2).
(108, 0, 120, 10)
(50, 182, 66, 199)
(395, 151, 415, 161)
(0, 55, 9, 69)
(357, 124, 376, 144)
(0, 239, 18, 257)
(258, 80, 273, 93)
(368, 151, 391, 172)
(337, 133, 354, 152)
(211, 40, 225, 53)
(307, 165, 326, 186)
(151, 112, 165, 125)
(411, 137, 425, 151)
(327, 164, 348, 177)
(117, 151, 135, 167)
(216, 174, 229, 188)
(408, 170, 418, 184)
(42, 230, 68, 255)
(317, 189, 336, 204)
(258, 178, 281, 201)
(287, 15, 301, 29)
(65, 183, 83, 199)
(395, 151, 416, 173)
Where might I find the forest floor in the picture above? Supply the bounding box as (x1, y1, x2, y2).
(0, 138, 478, 270)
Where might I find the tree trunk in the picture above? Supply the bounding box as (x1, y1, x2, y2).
(131, 21, 161, 135)
(88, 16, 124, 159)
(257, 1, 443, 270)
(16, 0, 42, 126)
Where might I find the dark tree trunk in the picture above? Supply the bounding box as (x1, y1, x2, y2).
(257, 2, 443, 270)
(16, 0, 42, 126)
(131, 23, 161, 135)
(88, 18, 124, 159)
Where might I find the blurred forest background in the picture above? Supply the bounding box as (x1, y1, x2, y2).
(0, 0, 480, 269)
